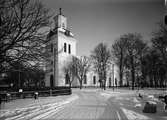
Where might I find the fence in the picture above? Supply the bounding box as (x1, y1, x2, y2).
(0, 87, 71, 102)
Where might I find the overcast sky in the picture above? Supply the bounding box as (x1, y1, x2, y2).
(43, 0, 164, 56)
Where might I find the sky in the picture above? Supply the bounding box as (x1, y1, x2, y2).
(43, 0, 164, 56)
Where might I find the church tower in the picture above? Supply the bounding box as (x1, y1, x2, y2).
(45, 8, 77, 87)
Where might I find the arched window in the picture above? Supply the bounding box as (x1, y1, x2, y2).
(64, 43, 66, 52)
(93, 76, 96, 84)
(84, 75, 87, 84)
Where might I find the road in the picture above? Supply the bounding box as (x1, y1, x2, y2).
(47, 89, 127, 120)
(46, 89, 167, 120)
(1, 89, 167, 120)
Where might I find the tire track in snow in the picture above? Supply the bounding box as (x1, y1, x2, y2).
(3, 95, 78, 120)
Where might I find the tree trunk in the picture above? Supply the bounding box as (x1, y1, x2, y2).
(104, 70, 107, 90)
(69, 82, 72, 88)
(119, 53, 123, 86)
(131, 56, 135, 90)
(79, 77, 83, 89)
(69, 75, 74, 88)
(79, 80, 82, 89)
(150, 73, 153, 87)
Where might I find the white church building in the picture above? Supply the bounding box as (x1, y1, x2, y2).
(45, 8, 119, 88)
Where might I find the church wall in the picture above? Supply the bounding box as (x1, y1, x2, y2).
(57, 29, 77, 86)
(82, 64, 120, 87)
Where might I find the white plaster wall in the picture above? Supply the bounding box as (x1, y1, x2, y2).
(85, 71, 99, 87)
(84, 63, 120, 87)
(57, 30, 77, 86)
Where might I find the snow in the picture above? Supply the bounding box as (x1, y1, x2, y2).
(133, 97, 140, 103)
(100, 91, 122, 99)
(134, 103, 142, 108)
(121, 107, 151, 120)
(148, 95, 154, 99)
(147, 101, 157, 105)
(100, 92, 112, 99)
(0, 94, 78, 120)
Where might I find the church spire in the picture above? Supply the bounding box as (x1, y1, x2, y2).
(59, 8, 62, 15)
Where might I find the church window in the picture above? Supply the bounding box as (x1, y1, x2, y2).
(93, 76, 96, 84)
(68, 44, 71, 54)
(64, 43, 66, 52)
(84, 75, 87, 84)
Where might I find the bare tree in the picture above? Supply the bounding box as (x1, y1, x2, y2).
(135, 39, 148, 88)
(0, 0, 51, 74)
(76, 56, 90, 89)
(112, 37, 128, 86)
(91, 43, 110, 90)
(123, 33, 143, 90)
(63, 56, 78, 88)
(151, 23, 167, 88)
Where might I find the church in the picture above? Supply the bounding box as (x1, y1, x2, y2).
(44, 8, 120, 88)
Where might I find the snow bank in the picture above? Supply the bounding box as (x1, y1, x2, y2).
(100, 92, 112, 99)
(100, 91, 121, 99)
(121, 107, 151, 120)
(133, 97, 140, 103)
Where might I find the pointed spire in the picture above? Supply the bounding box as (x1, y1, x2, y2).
(59, 8, 62, 15)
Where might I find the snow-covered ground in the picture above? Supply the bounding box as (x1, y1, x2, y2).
(1, 88, 166, 120)
(0, 94, 78, 120)
(99, 88, 167, 120)
(121, 107, 151, 120)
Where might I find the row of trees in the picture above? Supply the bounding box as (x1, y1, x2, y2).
(112, 23, 167, 89)
(65, 23, 167, 90)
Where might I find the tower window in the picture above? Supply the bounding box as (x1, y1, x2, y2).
(64, 43, 66, 52)
(68, 44, 71, 54)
